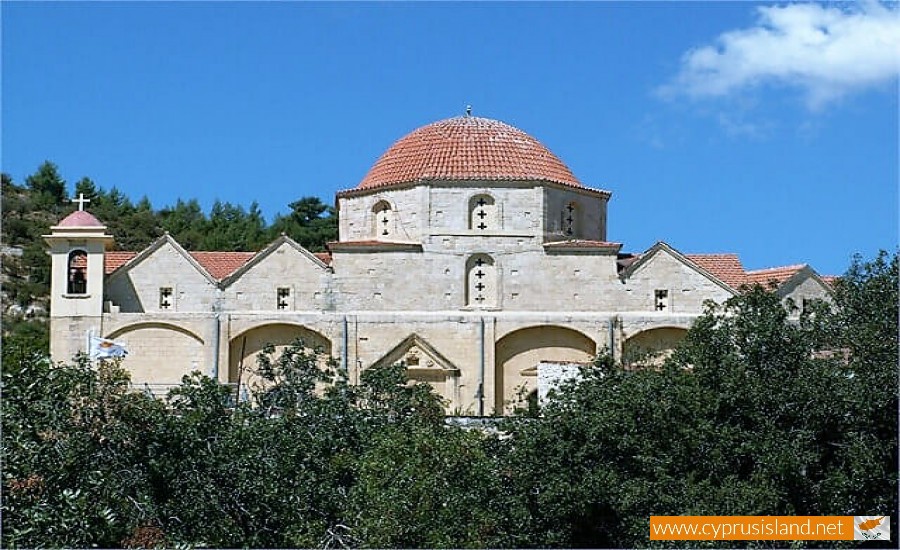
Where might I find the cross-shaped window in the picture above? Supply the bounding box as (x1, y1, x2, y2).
(374, 201, 392, 238)
(564, 203, 577, 237)
(470, 195, 495, 232)
(655, 289, 669, 311)
(467, 255, 495, 307)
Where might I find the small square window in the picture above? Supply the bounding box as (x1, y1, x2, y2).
(277, 287, 291, 310)
(159, 287, 173, 310)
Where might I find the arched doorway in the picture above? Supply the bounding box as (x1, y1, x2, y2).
(494, 325, 596, 414)
(107, 323, 204, 388)
(229, 323, 332, 397)
(622, 326, 688, 367)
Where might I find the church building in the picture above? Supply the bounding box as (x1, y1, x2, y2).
(45, 114, 834, 414)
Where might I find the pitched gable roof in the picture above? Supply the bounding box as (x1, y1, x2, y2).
(105, 248, 254, 281)
(685, 254, 747, 289)
(189, 252, 255, 280)
(104, 234, 329, 285)
(104, 234, 220, 286)
(619, 242, 739, 295)
(745, 264, 807, 288)
(219, 235, 331, 287)
(105, 251, 138, 274)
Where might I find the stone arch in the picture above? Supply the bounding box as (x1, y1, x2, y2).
(494, 325, 596, 414)
(107, 322, 205, 386)
(622, 326, 689, 367)
(67, 249, 88, 294)
(468, 193, 498, 231)
(372, 199, 394, 238)
(228, 323, 333, 388)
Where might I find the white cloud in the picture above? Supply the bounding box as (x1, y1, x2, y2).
(661, 2, 900, 110)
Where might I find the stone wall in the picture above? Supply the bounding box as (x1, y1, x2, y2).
(105, 241, 218, 313)
(223, 242, 333, 312)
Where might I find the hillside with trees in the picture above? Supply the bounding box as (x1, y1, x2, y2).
(1, 161, 338, 353)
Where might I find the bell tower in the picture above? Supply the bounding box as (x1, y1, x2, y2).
(43, 195, 114, 361)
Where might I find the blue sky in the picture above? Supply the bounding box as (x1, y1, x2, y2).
(2, 1, 897, 276)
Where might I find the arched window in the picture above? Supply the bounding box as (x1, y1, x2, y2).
(466, 254, 497, 307)
(67, 250, 88, 294)
(563, 202, 578, 237)
(469, 194, 498, 231)
(372, 200, 393, 238)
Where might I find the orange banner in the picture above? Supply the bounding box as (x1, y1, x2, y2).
(650, 516, 855, 541)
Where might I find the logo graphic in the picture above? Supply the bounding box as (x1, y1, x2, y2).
(854, 516, 890, 541)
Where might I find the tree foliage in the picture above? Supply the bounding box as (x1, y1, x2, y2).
(500, 254, 898, 548)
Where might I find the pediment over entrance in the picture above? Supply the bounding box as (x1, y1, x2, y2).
(371, 334, 460, 377)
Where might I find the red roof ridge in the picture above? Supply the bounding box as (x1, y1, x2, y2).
(745, 263, 807, 274)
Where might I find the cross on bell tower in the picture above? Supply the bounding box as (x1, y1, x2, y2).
(72, 193, 91, 211)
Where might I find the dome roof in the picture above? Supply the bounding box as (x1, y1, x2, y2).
(58, 210, 104, 227)
(357, 116, 582, 190)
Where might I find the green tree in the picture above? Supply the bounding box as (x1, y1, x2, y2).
(270, 196, 338, 251)
(202, 200, 255, 251)
(813, 252, 898, 529)
(2, 355, 169, 548)
(25, 161, 67, 209)
(349, 421, 516, 548)
(502, 257, 898, 548)
(159, 198, 208, 250)
(73, 176, 99, 202)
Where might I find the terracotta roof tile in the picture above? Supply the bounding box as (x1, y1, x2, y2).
(314, 252, 332, 265)
(328, 240, 424, 252)
(543, 239, 621, 249)
(189, 252, 256, 280)
(821, 275, 839, 286)
(685, 253, 747, 289)
(745, 264, 807, 288)
(105, 251, 138, 274)
(357, 116, 583, 190)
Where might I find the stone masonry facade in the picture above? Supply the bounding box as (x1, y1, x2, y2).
(46, 115, 834, 414)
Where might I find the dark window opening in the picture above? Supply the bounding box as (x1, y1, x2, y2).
(159, 287, 173, 310)
(277, 287, 291, 310)
(67, 250, 88, 294)
(655, 289, 669, 311)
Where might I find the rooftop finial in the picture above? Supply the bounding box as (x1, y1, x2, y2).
(466, 105, 472, 117)
(71, 192, 91, 211)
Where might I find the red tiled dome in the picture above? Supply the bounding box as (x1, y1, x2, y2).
(58, 210, 104, 227)
(357, 116, 582, 190)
